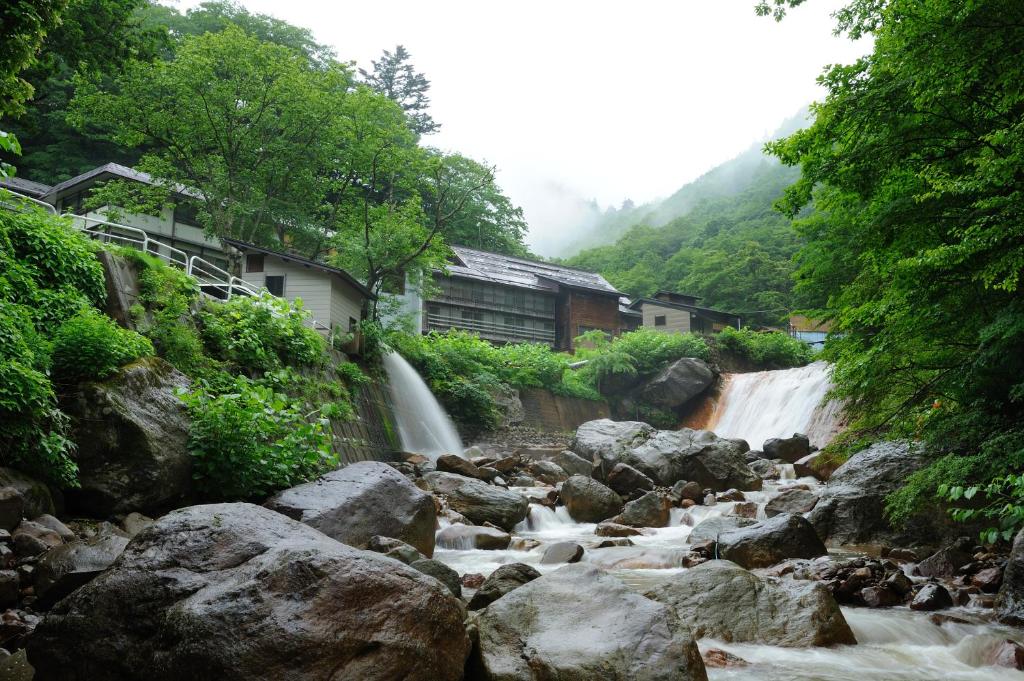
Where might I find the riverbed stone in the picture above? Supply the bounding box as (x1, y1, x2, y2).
(366, 536, 425, 564)
(688, 515, 759, 544)
(437, 454, 491, 481)
(435, 524, 511, 551)
(28, 503, 470, 681)
(630, 358, 716, 411)
(917, 538, 973, 579)
(996, 529, 1024, 624)
(614, 491, 671, 528)
(410, 559, 462, 598)
(572, 419, 657, 481)
(607, 462, 655, 497)
(467, 563, 541, 611)
(765, 487, 819, 517)
(910, 583, 954, 611)
(12, 520, 62, 558)
(470, 564, 708, 681)
(673, 480, 704, 503)
(423, 472, 528, 531)
(540, 541, 584, 564)
(595, 521, 643, 537)
(0, 488, 24, 533)
(550, 450, 593, 478)
(989, 640, 1024, 670)
(34, 533, 130, 608)
(266, 461, 437, 556)
(718, 514, 828, 569)
(0, 469, 55, 520)
(559, 475, 623, 523)
(645, 560, 855, 647)
(763, 434, 811, 463)
(526, 460, 569, 485)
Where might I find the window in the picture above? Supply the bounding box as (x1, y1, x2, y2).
(265, 275, 285, 297)
(173, 203, 200, 226)
(246, 254, 265, 273)
(349, 317, 357, 332)
(654, 315, 667, 327)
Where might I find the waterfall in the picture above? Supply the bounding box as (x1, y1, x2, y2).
(382, 351, 464, 460)
(703, 361, 843, 450)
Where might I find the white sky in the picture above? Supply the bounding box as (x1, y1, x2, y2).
(172, 0, 869, 253)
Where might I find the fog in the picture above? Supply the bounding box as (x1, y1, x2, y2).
(174, 0, 869, 255)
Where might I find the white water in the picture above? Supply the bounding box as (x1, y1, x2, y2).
(705, 361, 843, 450)
(382, 351, 463, 459)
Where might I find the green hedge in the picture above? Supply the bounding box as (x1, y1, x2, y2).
(714, 326, 812, 368)
(51, 308, 153, 382)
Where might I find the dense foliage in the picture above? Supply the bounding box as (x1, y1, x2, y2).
(713, 327, 812, 370)
(51, 308, 153, 381)
(764, 0, 1024, 537)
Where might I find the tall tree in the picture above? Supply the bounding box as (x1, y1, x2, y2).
(360, 45, 440, 136)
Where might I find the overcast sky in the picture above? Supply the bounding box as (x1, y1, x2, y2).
(174, 0, 868, 253)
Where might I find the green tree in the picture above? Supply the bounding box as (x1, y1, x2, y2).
(0, 0, 69, 119)
(360, 45, 439, 136)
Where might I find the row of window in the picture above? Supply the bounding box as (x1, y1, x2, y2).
(432, 277, 556, 316)
(426, 303, 555, 338)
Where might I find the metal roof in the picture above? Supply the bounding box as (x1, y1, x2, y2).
(44, 162, 204, 201)
(629, 296, 741, 321)
(0, 176, 52, 198)
(447, 245, 623, 297)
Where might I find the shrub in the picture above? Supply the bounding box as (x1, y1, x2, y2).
(51, 308, 154, 382)
(715, 326, 812, 368)
(181, 376, 337, 500)
(607, 327, 710, 373)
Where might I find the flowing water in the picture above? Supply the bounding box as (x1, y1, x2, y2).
(382, 351, 463, 459)
(703, 361, 844, 449)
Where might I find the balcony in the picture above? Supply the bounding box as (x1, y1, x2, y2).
(425, 313, 556, 345)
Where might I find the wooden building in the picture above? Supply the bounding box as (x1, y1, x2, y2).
(628, 291, 742, 334)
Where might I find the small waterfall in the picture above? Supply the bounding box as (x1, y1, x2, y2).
(704, 361, 842, 450)
(382, 351, 464, 460)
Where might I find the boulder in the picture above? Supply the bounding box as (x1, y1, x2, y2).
(526, 460, 569, 485)
(0, 488, 24, 532)
(62, 357, 193, 516)
(807, 441, 929, 545)
(12, 520, 62, 558)
(550, 450, 593, 478)
(909, 583, 954, 611)
(971, 566, 1002, 593)
(645, 560, 855, 647)
(467, 563, 541, 611)
(764, 488, 819, 518)
(470, 564, 707, 681)
(33, 514, 75, 541)
(366, 536, 425, 565)
(688, 515, 758, 544)
(615, 491, 671, 528)
(28, 503, 470, 681)
(595, 522, 643, 538)
(672, 480, 704, 503)
(410, 559, 462, 598)
(34, 534, 130, 608)
(435, 524, 511, 551)
(606, 462, 655, 497)
(630, 358, 715, 411)
(996, 528, 1024, 624)
(540, 541, 584, 564)
(559, 475, 623, 523)
(436, 454, 491, 482)
(860, 585, 903, 608)
(0, 469, 55, 519)
(762, 434, 811, 463)
(718, 514, 828, 569)
(989, 640, 1024, 671)
(0, 570, 18, 608)
(571, 420, 657, 481)
(730, 501, 758, 519)
(422, 472, 528, 531)
(266, 461, 436, 556)
(916, 538, 973, 579)
(748, 459, 779, 480)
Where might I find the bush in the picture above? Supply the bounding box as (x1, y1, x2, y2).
(181, 376, 337, 500)
(715, 326, 812, 368)
(606, 328, 710, 373)
(51, 308, 154, 382)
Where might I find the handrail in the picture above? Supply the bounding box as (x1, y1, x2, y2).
(0, 187, 59, 214)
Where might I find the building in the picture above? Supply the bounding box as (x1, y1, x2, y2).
(420, 246, 631, 351)
(788, 315, 831, 347)
(627, 291, 742, 334)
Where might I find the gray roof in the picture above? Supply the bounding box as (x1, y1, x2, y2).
(629, 296, 741, 321)
(447, 245, 622, 297)
(0, 176, 52, 198)
(44, 162, 203, 201)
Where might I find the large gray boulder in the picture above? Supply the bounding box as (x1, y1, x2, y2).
(763, 434, 811, 463)
(559, 475, 623, 523)
(34, 533, 129, 609)
(630, 358, 716, 411)
(423, 472, 528, 531)
(645, 560, 855, 647)
(62, 357, 192, 516)
(764, 487, 819, 517)
(573, 420, 760, 490)
(266, 461, 436, 556)
(550, 450, 593, 478)
(997, 529, 1024, 625)
(470, 564, 707, 681)
(615, 491, 671, 528)
(688, 516, 759, 544)
(28, 503, 469, 681)
(807, 441, 929, 545)
(718, 513, 828, 569)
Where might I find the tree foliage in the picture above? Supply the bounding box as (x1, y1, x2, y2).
(360, 45, 439, 136)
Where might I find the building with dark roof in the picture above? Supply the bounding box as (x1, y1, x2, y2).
(627, 291, 742, 334)
(0, 176, 53, 199)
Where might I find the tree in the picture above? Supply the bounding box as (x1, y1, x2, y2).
(70, 26, 348, 257)
(360, 45, 439, 136)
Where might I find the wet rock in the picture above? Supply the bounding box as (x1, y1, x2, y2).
(467, 563, 541, 611)
(267, 461, 437, 556)
(571, 420, 657, 481)
(717, 489, 745, 502)
(540, 541, 584, 564)
(988, 640, 1024, 670)
(606, 462, 655, 497)
(688, 516, 758, 544)
(366, 536, 425, 564)
(28, 503, 470, 681)
(410, 559, 462, 598)
(470, 564, 707, 681)
(510, 474, 536, 487)
(929, 613, 970, 626)
(490, 456, 520, 474)
(887, 547, 919, 562)
(0, 469, 55, 519)
(808, 441, 930, 545)
(63, 357, 193, 516)
(763, 434, 811, 463)
(595, 522, 643, 537)
(765, 487, 819, 517)
(436, 454, 490, 481)
(614, 491, 671, 528)
(730, 502, 758, 519)
(672, 480, 704, 504)
(886, 570, 914, 596)
(0, 489, 24, 533)
(424, 473, 528, 532)
(33, 515, 75, 542)
(645, 560, 855, 647)
(550, 450, 593, 478)
(748, 459, 779, 480)
(917, 538, 973, 579)
(526, 460, 568, 485)
(120, 512, 154, 538)
(509, 537, 541, 551)
(0, 571, 18, 608)
(34, 534, 130, 608)
(596, 538, 634, 548)
(630, 357, 715, 411)
(910, 583, 954, 611)
(972, 566, 1002, 593)
(703, 648, 748, 668)
(559, 475, 623, 523)
(436, 524, 511, 551)
(718, 514, 828, 569)
(997, 528, 1024, 624)
(12, 520, 62, 558)
(462, 573, 485, 589)
(860, 585, 904, 608)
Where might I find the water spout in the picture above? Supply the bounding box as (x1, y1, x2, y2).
(382, 351, 464, 460)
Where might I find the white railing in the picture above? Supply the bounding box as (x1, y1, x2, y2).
(1, 188, 332, 334)
(425, 312, 556, 344)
